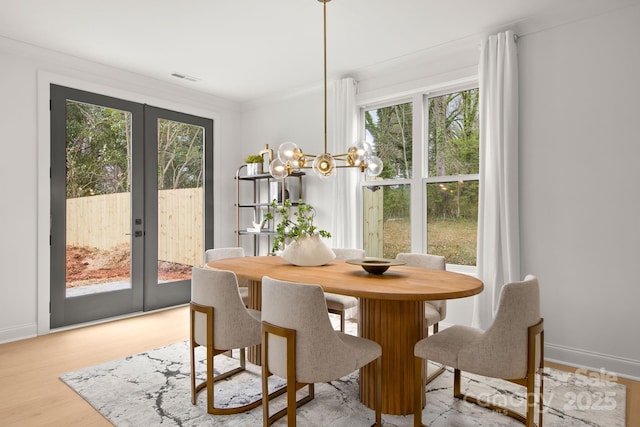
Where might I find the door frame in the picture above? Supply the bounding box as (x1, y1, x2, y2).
(50, 85, 147, 327)
(37, 72, 217, 334)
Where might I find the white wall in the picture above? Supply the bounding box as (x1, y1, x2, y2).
(240, 87, 334, 226)
(518, 6, 640, 378)
(0, 38, 242, 342)
(239, 5, 640, 379)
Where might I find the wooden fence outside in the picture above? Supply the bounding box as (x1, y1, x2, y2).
(363, 186, 384, 257)
(66, 188, 203, 266)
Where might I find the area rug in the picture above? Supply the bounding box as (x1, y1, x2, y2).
(61, 331, 626, 426)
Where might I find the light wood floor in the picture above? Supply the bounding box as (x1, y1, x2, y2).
(0, 306, 637, 426)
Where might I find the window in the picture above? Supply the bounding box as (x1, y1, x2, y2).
(360, 87, 479, 267)
(365, 101, 413, 179)
(362, 101, 413, 258)
(426, 89, 479, 266)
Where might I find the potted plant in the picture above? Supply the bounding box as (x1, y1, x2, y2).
(264, 199, 335, 266)
(244, 154, 264, 175)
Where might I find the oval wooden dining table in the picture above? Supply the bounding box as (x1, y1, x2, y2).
(207, 255, 483, 415)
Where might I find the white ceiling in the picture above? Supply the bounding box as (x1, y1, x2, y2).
(1, 0, 637, 103)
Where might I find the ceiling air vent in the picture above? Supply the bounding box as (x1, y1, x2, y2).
(170, 72, 200, 82)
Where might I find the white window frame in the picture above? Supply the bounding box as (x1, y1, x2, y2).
(356, 81, 479, 275)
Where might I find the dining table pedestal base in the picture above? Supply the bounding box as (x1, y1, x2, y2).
(359, 298, 426, 415)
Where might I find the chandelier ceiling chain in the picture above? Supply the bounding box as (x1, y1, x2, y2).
(322, 0, 328, 155)
(268, 0, 383, 179)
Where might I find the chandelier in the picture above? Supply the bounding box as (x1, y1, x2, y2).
(268, 0, 383, 179)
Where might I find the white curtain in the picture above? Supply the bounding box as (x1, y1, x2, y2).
(473, 30, 520, 330)
(328, 77, 359, 249)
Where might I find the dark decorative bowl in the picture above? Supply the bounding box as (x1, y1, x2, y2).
(345, 258, 405, 275)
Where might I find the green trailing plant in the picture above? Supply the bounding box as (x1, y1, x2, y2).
(264, 199, 331, 253)
(244, 154, 264, 163)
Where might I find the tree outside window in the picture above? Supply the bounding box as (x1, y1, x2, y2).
(361, 88, 479, 265)
(427, 89, 479, 266)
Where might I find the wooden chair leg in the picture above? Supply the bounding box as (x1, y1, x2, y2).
(422, 322, 445, 385)
(262, 330, 270, 427)
(376, 358, 382, 427)
(190, 340, 196, 404)
(328, 308, 345, 332)
(539, 329, 545, 427)
(286, 376, 297, 426)
(453, 368, 462, 398)
(425, 362, 446, 385)
(538, 367, 544, 427)
(239, 346, 246, 369)
(189, 304, 198, 405)
(526, 376, 535, 427)
(262, 322, 314, 426)
(414, 356, 425, 427)
(191, 305, 281, 415)
(206, 344, 215, 413)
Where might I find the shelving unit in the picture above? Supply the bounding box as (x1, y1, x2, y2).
(235, 165, 304, 255)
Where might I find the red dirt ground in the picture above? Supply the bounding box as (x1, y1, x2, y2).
(66, 245, 191, 287)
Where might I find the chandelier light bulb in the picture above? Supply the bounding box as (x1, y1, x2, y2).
(364, 141, 376, 155)
(364, 155, 384, 177)
(346, 146, 359, 166)
(277, 142, 299, 162)
(269, 158, 288, 179)
(354, 141, 367, 154)
(312, 153, 335, 177)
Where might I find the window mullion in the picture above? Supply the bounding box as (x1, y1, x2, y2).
(411, 93, 424, 254)
(425, 173, 480, 184)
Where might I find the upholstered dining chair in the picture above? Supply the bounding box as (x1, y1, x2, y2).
(396, 252, 447, 383)
(323, 248, 364, 332)
(261, 276, 382, 426)
(190, 266, 285, 415)
(204, 247, 249, 307)
(413, 275, 544, 427)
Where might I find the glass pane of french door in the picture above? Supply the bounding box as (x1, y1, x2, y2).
(64, 100, 133, 296)
(143, 107, 213, 311)
(157, 118, 204, 283)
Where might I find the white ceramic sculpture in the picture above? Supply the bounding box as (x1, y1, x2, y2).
(280, 233, 336, 266)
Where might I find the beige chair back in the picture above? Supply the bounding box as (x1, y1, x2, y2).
(204, 247, 245, 263)
(262, 276, 372, 383)
(459, 275, 540, 379)
(332, 248, 365, 260)
(191, 266, 260, 350)
(396, 253, 446, 317)
(396, 252, 445, 269)
(204, 247, 249, 288)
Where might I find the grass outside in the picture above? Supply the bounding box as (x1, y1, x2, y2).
(383, 218, 477, 265)
(427, 218, 477, 265)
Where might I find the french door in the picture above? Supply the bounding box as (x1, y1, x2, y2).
(50, 85, 213, 327)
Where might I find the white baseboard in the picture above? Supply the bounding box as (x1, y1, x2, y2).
(0, 323, 37, 344)
(545, 342, 640, 382)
